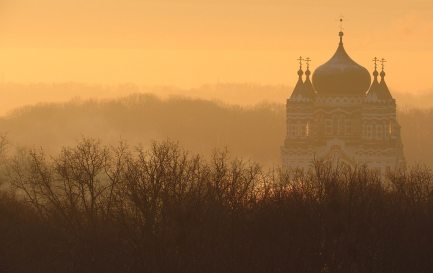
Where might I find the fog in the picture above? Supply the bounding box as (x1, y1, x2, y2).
(1, 82, 433, 116)
(1, 86, 432, 167)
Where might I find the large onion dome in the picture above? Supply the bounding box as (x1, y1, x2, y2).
(312, 32, 371, 96)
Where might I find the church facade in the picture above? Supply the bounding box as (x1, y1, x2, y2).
(281, 30, 405, 174)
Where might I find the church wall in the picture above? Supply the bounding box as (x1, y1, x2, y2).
(282, 96, 405, 172)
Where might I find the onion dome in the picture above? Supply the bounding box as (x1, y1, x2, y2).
(290, 67, 306, 99)
(367, 58, 393, 101)
(367, 58, 381, 99)
(303, 58, 316, 98)
(378, 65, 393, 100)
(312, 31, 371, 96)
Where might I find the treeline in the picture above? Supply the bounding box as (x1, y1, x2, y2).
(1, 82, 432, 116)
(1, 93, 433, 167)
(1, 138, 433, 273)
(0, 82, 289, 115)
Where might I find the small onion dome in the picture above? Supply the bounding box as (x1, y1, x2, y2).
(367, 69, 382, 99)
(290, 69, 306, 99)
(378, 70, 393, 100)
(367, 67, 393, 101)
(312, 32, 371, 96)
(303, 68, 316, 98)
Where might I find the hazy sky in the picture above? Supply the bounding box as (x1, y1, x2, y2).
(0, 0, 432, 93)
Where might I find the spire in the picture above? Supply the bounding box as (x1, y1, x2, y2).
(303, 57, 316, 97)
(304, 57, 311, 81)
(367, 57, 393, 100)
(367, 57, 381, 98)
(372, 57, 379, 82)
(380, 58, 387, 80)
(378, 58, 393, 99)
(290, 57, 306, 99)
(297, 56, 304, 81)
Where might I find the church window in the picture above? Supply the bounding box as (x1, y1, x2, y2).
(366, 124, 372, 139)
(325, 119, 333, 135)
(375, 124, 383, 139)
(344, 120, 351, 135)
(289, 123, 296, 137)
(383, 122, 389, 137)
(337, 118, 344, 135)
(294, 123, 304, 137)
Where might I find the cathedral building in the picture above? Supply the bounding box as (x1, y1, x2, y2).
(281, 30, 405, 174)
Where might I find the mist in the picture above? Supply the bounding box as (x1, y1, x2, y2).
(1, 82, 432, 116)
(1, 87, 433, 168)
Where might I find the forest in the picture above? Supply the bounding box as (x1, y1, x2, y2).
(0, 91, 432, 272)
(0, 90, 433, 273)
(0, 138, 433, 272)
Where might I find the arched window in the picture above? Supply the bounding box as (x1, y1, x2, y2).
(337, 117, 345, 135)
(325, 119, 333, 136)
(294, 122, 306, 137)
(289, 122, 296, 137)
(375, 124, 383, 139)
(367, 124, 373, 139)
(294, 123, 300, 137)
(344, 119, 352, 135)
(388, 121, 393, 136)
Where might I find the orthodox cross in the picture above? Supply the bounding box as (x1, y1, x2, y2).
(380, 58, 387, 71)
(372, 57, 379, 71)
(297, 56, 304, 69)
(305, 57, 311, 70)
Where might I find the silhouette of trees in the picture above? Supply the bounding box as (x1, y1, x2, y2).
(1, 138, 433, 272)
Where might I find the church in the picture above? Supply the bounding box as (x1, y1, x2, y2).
(281, 29, 405, 174)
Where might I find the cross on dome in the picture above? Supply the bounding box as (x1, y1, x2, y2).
(297, 56, 304, 70)
(380, 58, 387, 71)
(305, 57, 311, 70)
(372, 57, 379, 71)
(338, 16, 346, 44)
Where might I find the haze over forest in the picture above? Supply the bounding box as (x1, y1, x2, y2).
(0, 87, 432, 169)
(2, 83, 433, 117)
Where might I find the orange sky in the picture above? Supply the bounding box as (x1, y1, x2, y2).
(0, 0, 432, 94)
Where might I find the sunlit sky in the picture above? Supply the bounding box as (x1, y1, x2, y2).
(0, 0, 432, 93)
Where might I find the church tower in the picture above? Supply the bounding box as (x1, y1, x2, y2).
(281, 29, 405, 174)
